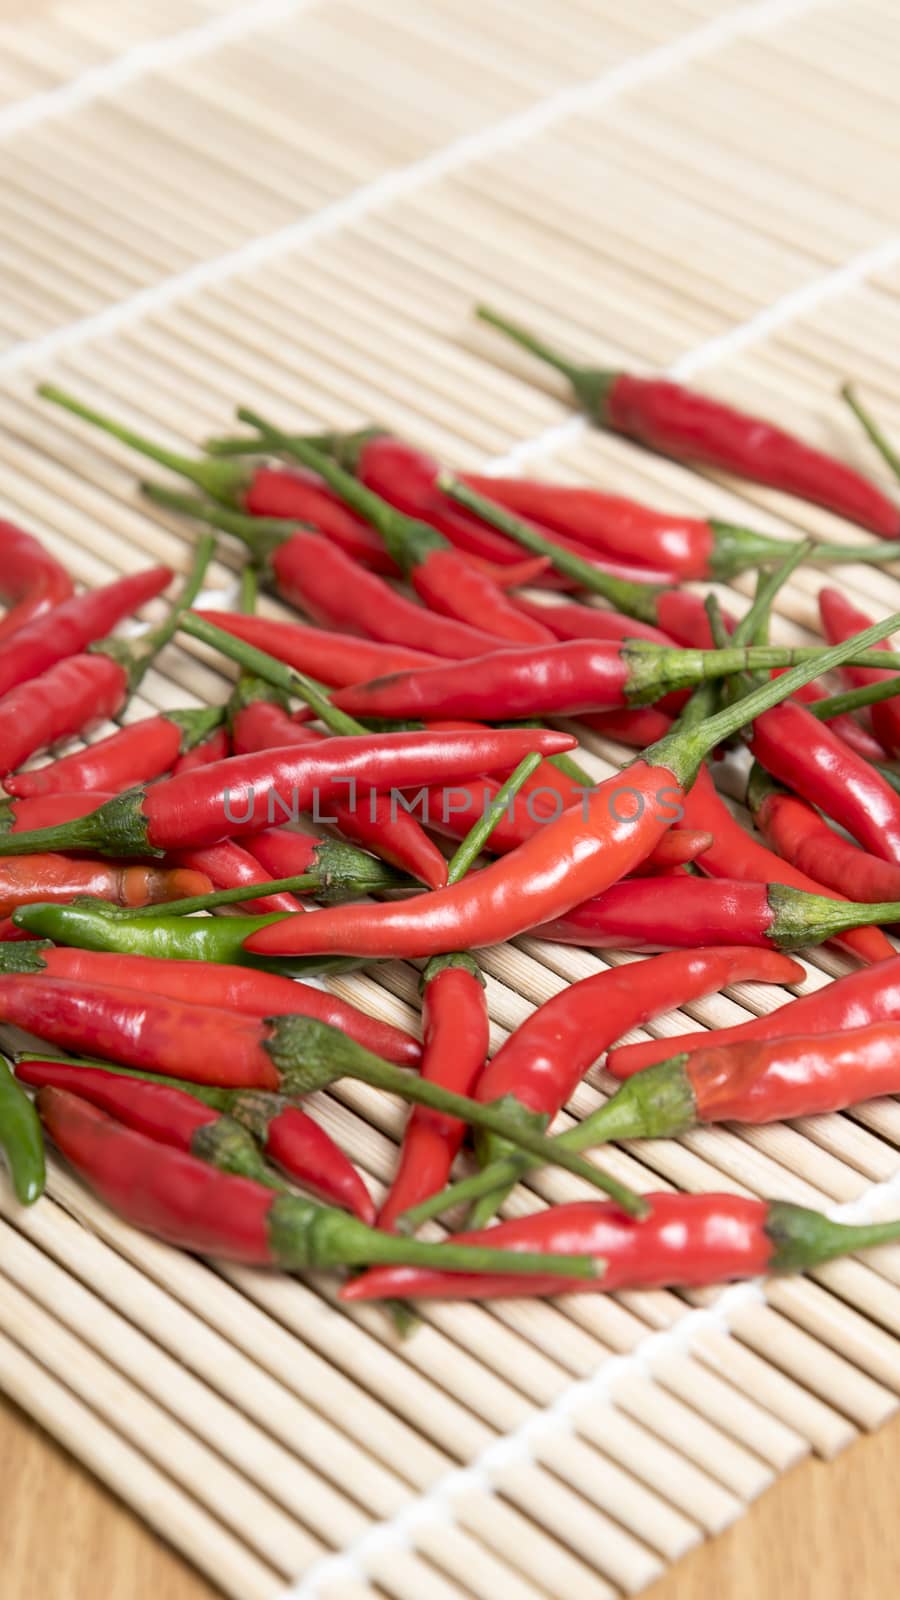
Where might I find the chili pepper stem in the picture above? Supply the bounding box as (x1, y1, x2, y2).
(264, 1195, 601, 1278)
(766, 1201, 900, 1272)
(143, 483, 301, 567)
(38, 386, 250, 504)
(106, 533, 216, 692)
(457, 1055, 695, 1225)
(476, 306, 616, 416)
(181, 613, 362, 735)
(811, 678, 900, 720)
(841, 383, 900, 483)
(265, 1017, 648, 1216)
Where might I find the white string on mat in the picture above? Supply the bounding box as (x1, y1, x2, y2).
(0, 0, 321, 141)
(0, 0, 827, 378)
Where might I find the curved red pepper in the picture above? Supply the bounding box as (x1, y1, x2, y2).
(684, 1023, 900, 1125)
(170, 725, 231, 775)
(0, 522, 74, 641)
(378, 957, 489, 1231)
(230, 697, 449, 890)
(748, 699, 900, 865)
(242, 463, 398, 572)
(0, 565, 171, 699)
(174, 838, 307, 916)
(0, 653, 128, 780)
(753, 781, 900, 907)
(607, 953, 900, 1079)
(474, 946, 803, 1124)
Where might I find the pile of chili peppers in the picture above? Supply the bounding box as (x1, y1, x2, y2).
(1, 350, 900, 1308)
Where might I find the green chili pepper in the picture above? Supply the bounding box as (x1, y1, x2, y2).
(0, 1055, 45, 1205)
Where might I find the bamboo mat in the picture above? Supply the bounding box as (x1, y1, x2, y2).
(2, 0, 900, 1595)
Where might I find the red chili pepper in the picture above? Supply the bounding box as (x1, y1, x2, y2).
(15, 987, 639, 1210)
(0, 540, 211, 782)
(0, 791, 115, 838)
(680, 764, 893, 965)
(574, 1022, 900, 1153)
(0, 521, 74, 641)
(478, 308, 900, 537)
(377, 953, 489, 1232)
(0, 726, 572, 859)
(170, 724, 231, 775)
(0, 976, 283, 1088)
(1, 940, 418, 1064)
(6, 707, 224, 798)
(243, 617, 900, 963)
(533, 876, 900, 951)
(655, 589, 736, 649)
(628, 829, 713, 874)
(173, 839, 307, 915)
(332, 637, 822, 722)
(230, 696, 450, 890)
(748, 698, 900, 865)
(0, 856, 211, 918)
(38, 1088, 600, 1276)
(241, 431, 557, 648)
(788, 678, 886, 763)
(18, 1058, 375, 1223)
(343, 1191, 900, 1302)
(0, 564, 172, 699)
(153, 489, 510, 659)
(195, 610, 438, 684)
(514, 596, 674, 647)
(239, 826, 403, 903)
(240, 463, 399, 573)
(608, 953, 900, 1080)
(439, 946, 804, 1230)
(818, 587, 900, 756)
(580, 706, 674, 748)
(0, 653, 133, 782)
(463, 474, 811, 580)
(749, 766, 900, 906)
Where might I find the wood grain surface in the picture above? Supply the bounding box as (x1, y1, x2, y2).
(2, 1401, 899, 1599)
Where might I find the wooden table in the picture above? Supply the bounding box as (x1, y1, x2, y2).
(2, 1399, 898, 1599)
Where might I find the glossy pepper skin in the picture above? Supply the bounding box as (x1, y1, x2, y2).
(0, 521, 73, 641)
(477, 308, 900, 538)
(230, 696, 448, 891)
(0, 726, 575, 858)
(0, 855, 212, 918)
(750, 771, 900, 907)
(6, 707, 223, 799)
(0, 975, 283, 1089)
(170, 725, 231, 775)
(38, 1088, 600, 1278)
(680, 764, 893, 965)
(244, 613, 900, 964)
(748, 699, 900, 866)
(0, 1054, 44, 1204)
(378, 954, 489, 1232)
(459, 947, 804, 1224)
(0, 564, 172, 699)
(343, 1192, 900, 1302)
(195, 610, 438, 685)
(463, 474, 799, 581)
(532, 877, 900, 953)
(17, 1061, 375, 1223)
(589, 1023, 900, 1143)
(0, 942, 419, 1064)
(243, 431, 555, 649)
(818, 587, 900, 757)
(0, 652, 129, 781)
(173, 836, 307, 916)
(607, 954, 900, 1079)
